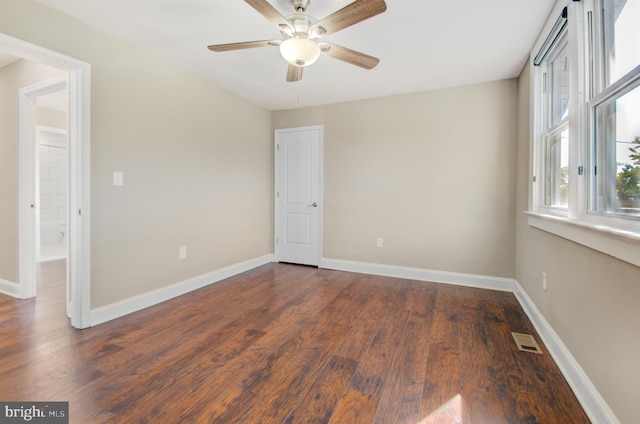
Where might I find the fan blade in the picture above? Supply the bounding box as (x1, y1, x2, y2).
(245, 0, 292, 31)
(310, 0, 386, 37)
(208, 40, 279, 52)
(319, 42, 379, 69)
(286, 65, 303, 82)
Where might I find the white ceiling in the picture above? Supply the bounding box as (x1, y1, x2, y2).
(36, 0, 555, 111)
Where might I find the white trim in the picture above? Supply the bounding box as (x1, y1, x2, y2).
(513, 280, 622, 424)
(68, 60, 92, 329)
(1, 33, 92, 329)
(0, 279, 20, 298)
(527, 212, 640, 267)
(320, 258, 516, 292)
(90, 254, 275, 326)
(321, 257, 620, 424)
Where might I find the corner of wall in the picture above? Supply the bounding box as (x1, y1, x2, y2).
(512, 280, 621, 424)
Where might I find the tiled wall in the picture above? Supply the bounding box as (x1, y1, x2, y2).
(38, 129, 67, 223)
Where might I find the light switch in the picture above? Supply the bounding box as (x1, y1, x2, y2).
(113, 171, 124, 187)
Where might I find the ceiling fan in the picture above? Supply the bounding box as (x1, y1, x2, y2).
(207, 0, 387, 82)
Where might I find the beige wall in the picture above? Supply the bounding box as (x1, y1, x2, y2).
(515, 65, 640, 424)
(1, 0, 273, 307)
(37, 106, 66, 129)
(273, 80, 518, 278)
(0, 59, 65, 283)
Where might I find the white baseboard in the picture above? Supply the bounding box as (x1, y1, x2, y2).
(321, 257, 619, 424)
(320, 258, 517, 292)
(0, 278, 20, 298)
(90, 254, 274, 326)
(513, 282, 621, 424)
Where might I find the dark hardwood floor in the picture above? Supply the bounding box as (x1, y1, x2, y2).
(0, 261, 590, 423)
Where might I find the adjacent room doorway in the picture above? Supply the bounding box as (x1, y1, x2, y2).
(22, 77, 70, 315)
(1, 32, 91, 329)
(274, 126, 323, 266)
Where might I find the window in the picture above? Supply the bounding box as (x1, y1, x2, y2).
(544, 30, 570, 209)
(590, 0, 640, 219)
(592, 83, 640, 217)
(530, 0, 640, 266)
(535, 9, 570, 212)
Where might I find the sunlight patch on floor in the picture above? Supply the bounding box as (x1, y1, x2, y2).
(417, 394, 462, 424)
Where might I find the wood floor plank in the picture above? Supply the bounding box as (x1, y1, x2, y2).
(189, 276, 365, 423)
(372, 284, 435, 424)
(420, 284, 462, 419)
(456, 286, 508, 423)
(330, 275, 391, 326)
(283, 355, 358, 424)
(0, 262, 591, 424)
(328, 388, 379, 424)
(100, 327, 267, 415)
(333, 285, 394, 361)
(232, 277, 367, 423)
(201, 329, 321, 423)
(86, 268, 317, 410)
(348, 303, 410, 397)
(105, 287, 317, 421)
(237, 322, 352, 424)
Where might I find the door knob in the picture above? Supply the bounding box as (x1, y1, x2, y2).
(310, 202, 318, 207)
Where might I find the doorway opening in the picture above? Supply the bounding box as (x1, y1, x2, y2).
(1, 33, 91, 328)
(21, 75, 72, 319)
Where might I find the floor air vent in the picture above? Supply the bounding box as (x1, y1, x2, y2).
(511, 332, 543, 354)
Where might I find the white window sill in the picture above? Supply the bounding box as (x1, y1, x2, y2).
(525, 212, 640, 268)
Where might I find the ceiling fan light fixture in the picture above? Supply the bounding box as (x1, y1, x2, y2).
(279, 37, 320, 67)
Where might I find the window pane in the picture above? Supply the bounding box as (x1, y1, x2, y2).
(593, 84, 640, 216)
(545, 127, 569, 207)
(549, 40, 570, 126)
(603, 0, 640, 84)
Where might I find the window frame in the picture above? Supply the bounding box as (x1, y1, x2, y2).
(528, 0, 640, 268)
(532, 4, 573, 218)
(588, 70, 640, 225)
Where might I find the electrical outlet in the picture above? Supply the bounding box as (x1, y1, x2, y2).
(542, 272, 547, 292)
(376, 237, 383, 248)
(179, 246, 187, 259)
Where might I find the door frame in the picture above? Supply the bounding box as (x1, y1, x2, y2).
(274, 125, 324, 266)
(2, 33, 92, 329)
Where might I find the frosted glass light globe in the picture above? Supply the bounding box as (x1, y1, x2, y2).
(279, 37, 320, 67)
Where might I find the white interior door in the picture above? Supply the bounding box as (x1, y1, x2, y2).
(275, 126, 322, 266)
